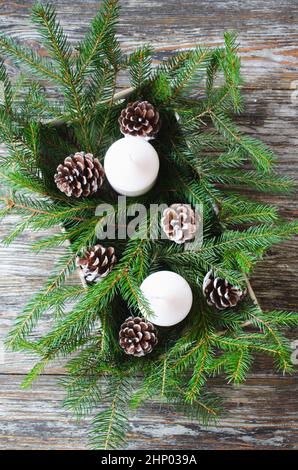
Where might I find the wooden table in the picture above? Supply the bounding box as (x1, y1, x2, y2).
(0, 0, 297, 450)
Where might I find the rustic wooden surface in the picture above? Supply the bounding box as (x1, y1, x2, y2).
(0, 0, 297, 450)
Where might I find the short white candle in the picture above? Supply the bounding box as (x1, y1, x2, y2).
(140, 271, 193, 327)
(104, 136, 159, 197)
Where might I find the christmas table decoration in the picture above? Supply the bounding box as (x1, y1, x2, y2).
(1, 1, 298, 450)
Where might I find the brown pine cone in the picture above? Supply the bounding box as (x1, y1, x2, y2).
(161, 203, 197, 244)
(76, 244, 116, 284)
(54, 152, 105, 198)
(119, 100, 161, 138)
(203, 271, 246, 310)
(119, 316, 158, 357)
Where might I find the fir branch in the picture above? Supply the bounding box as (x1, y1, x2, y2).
(264, 311, 298, 327)
(2, 213, 36, 245)
(0, 109, 36, 168)
(242, 308, 293, 372)
(170, 339, 206, 374)
(2, 11, 297, 450)
(31, 3, 73, 77)
(185, 343, 212, 402)
(171, 387, 221, 424)
(76, 0, 120, 80)
(32, 3, 91, 149)
(219, 197, 279, 225)
(130, 370, 158, 409)
(210, 333, 286, 357)
(210, 110, 275, 173)
(63, 344, 109, 419)
(21, 358, 50, 389)
(210, 168, 294, 193)
(219, 31, 243, 113)
(201, 223, 298, 258)
(84, 63, 115, 117)
(206, 47, 224, 98)
(224, 349, 252, 384)
(120, 270, 154, 318)
(171, 47, 211, 98)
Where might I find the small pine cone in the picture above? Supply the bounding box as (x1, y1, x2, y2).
(161, 203, 197, 244)
(119, 100, 161, 138)
(203, 271, 246, 310)
(76, 244, 116, 284)
(119, 316, 158, 357)
(54, 152, 105, 198)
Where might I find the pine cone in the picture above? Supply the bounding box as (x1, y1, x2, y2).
(119, 316, 158, 357)
(119, 100, 161, 138)
(54, 152, 105, 198)
(76, 244, 116, 284)
(203, 271, 246, 310)
(161, 203, 197, 244)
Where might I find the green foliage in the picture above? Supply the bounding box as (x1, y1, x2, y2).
(0, 0, 297, 450)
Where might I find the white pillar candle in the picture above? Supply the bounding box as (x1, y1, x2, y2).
(140, 271, 193, 327)
(104, 136, 159, 197)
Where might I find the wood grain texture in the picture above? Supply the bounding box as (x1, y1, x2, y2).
(0, 0, 297, 450)
(0, 374, 298, 450)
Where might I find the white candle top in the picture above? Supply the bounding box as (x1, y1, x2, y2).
(140, 270, 193, 326)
